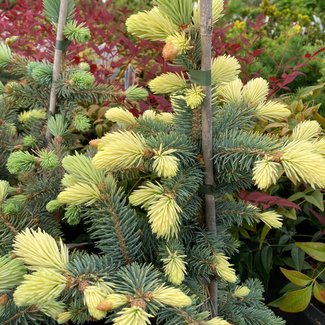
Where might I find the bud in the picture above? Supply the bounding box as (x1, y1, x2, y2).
(162, 42, 180, 61)
(233, 286, 250, 298)
(97, 294, 128, 311)
(83, 285, 107, 320)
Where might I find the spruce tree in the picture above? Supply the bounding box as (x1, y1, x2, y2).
(1, 0, 325, 324)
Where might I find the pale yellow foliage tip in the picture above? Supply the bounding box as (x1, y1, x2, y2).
(255, 101, 291, 122)
(152, 146, 179, 178)
(57, 182, 101, 206)
(84, 285, 107, 320)
(253, 158, 284, 190)
(216, 78, 243, 104)
(149, 73, 187, 94)
(13, 228, 68, 272)
(206, 317, 232, 325)
(258, 211, 283, 229)
(233, 285, 251, 298)
(212, 55, 240, 85)
(113, 306, 153, 325)
(13, 269, 67, 307)
(213, 252, 237, 283)
(126, 7, 178, 41)
(280, 140, 325, 188)
(242, 77, 269, 107)
(184, 84, 205, 109)
(291, 120, 322, 141)
(97, 294, 128, 311)
(162, 248, 187, 285)
(129, 182, 165, 209)
(151, 285, 192, 307)
(148, 194, 182, 239)
(105, 107, 137, 128)
(92, 131, 147, 171)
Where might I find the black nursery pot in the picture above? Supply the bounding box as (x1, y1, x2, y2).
(303, 303, 325, 325)
(275, 304, 325, 325)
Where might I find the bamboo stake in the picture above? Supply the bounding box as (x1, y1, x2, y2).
(46, 0, 69, 142)
(200, 0, 218, 316)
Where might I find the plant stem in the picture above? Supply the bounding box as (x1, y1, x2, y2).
(46, 0, 69, 143)
(314, 266, 325, 281)
(200, 0, 218, 316)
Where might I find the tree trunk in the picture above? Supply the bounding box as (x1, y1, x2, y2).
(200, 0, 218, 317)
(46, 0, 69, 142)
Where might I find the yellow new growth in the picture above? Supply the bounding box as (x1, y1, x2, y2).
(141, 110, 174, 124)
(129, 182, 165, 209)
(184, 84, 205, 109)
(233, 285, 250, 298)
(253, 158, 284, 190)
(216, 78, 243, 104)
(280, 140, 325, 187)
(105, 107, 137, 128)
(313, 138, 325, 156)
(148, 194, 182, 239)
(57, 311, 72, 324)
(213, 252, 237, 283)
(258, 211, 283, 229)
(0, 180, 9, 202)
(162, 248, 187, 285)
(92, 131, 147, 170)
(255, 101, 291, 122)
(148, 73, 187, 94)
(13, 269, 67, 306)
(84, 285, 107, 320)
(206, 317, 232, 325)
(126, 7, 178, 41)
(38, 300, 66, 320)
(242, 77, 269, 107)
(13, 228, 68, 272)
(97, 293, 128, 311)
(61, 174, 77, 187)
(113, 306, 153, 325)
(291, 120, 322, 141)
(212, 55, 241, 85)
(152, 145, 179, 178)
(151, 285, 192, 307)
(57, 182, 101, 206)
(166, 31, 191, 54)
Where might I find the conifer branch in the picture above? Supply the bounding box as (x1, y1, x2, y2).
(0, 214, 18, 236)
(200, 0, 218, 316)
(2, 306, 38, 325)
(105, 201, 131, 264)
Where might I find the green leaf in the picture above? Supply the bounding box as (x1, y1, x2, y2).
(288, 192, 305, 201)
(298, 84, 325, 99)
(291, 246, 305, 271)
(279, 285, 312, 313)
(280, 207, 297, 220)
(280, 267, 312, 286)
(313, 281, 325, 304)
(295, 242, 325, 262)
(280, 282, 302, 294)
(239, 228, 250, 239)
(304, 190, 324, 211)
(261, 245, 273, 273)
(259, 225, 270, 250)
(268, 296, 285, 308)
